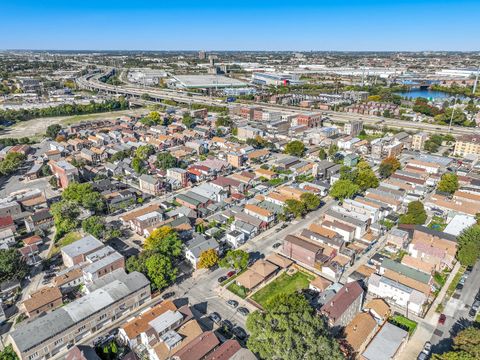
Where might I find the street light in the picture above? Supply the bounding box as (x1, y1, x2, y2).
(448, 95, 458, 132)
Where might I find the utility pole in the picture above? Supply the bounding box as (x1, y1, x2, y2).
(473, 67, 479, 95)
(448, 95, 458, 132)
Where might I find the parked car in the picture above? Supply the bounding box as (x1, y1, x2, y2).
(438, 314, 446, 325)
(232, 326, 247, 340)
(218, 276, 228, 283)
(221, 319, 234, 331)
(417, 352, 428, 360)
(469, 300, 480, 317)
(227, 299, 239, 308)
(475, 291, 480, 302)
(272, 242, 282, 249)
(238, 307, 250, 316)
(422, 341, 432, 355)
(227, 271, 236, 278)
(209, 312, 221, 324)
(161, 291, 175, 300)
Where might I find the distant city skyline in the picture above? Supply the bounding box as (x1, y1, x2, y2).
(3, 0, 480, 51)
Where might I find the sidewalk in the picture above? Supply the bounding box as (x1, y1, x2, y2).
(397, 262, 461, 360)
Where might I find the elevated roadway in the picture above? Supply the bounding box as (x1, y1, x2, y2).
(76, 71, 477, 137)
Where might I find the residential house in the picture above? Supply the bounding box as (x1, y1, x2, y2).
(320, 281, 364, 332)
(185, 235, 219, 269)
(22, 287, 63, 318)
(8, 270, 150, 360)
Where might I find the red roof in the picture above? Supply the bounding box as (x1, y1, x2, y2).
(174, 331, 220, 360)
(19, 244, 39, 256)
(0, 216, 13, 228)
(23, 235, 43, 246)
(231, 193, 245, 200)
(320, 281, 364, 323)
(204, 339, 241, 360)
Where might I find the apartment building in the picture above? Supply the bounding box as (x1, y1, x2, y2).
(454, 134, 480, 156)
(412, 132, 428, 151)
(9, 270, 150, 360)
(49, 160, 79, 189)
(61, 235, 104, 268)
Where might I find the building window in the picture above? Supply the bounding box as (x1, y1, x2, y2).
(28, 353, 39, 360)
(54, 338, 64, 346)
(78, 325, 86, 332)
(99, 313, 107, 321)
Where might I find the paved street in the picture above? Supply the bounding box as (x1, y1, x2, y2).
(430, 261, 480, 354)
(398, 261, 480, 359)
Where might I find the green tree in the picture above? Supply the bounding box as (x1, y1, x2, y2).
(131, 156, 144, 174)
(135, 144, 155, 160)
(0, 345, 19, 360)
(300, 192, 321, 211)
(456, 225, 480, 267)
(328, 144, 339, 157)
(50, 200, 81, 238)
(46, 124, 62, 139)
(145, 253, 177, 290)
(438, 173, 459, 194)
(329, 179, 359, 200)
(0, 153, 26, 176)
(284, 199, 307, 218)
(318, 148, 327, 160)
(0, 249, 28, 283)
(355, 161, 379, 191)
(379, 157, 401, 178)
(434, 327, 480, 360)
(198, 249, 219, 269)
(219, 249, 249, 270)
(62, 182, 105, 213)
(246, 293, 343, 360)
(156, 152, 177, 170)
(126, 251, 151, 275)
(82, 216, 106, 238)
(182, 114, 195, 128)
(284, 140, 306, 157)
(399, 201, 427, 225)
(144, 226, 183, 257)
(215, 116, 233, 128)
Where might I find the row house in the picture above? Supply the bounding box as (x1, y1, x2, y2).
(9, 270, 150, 360)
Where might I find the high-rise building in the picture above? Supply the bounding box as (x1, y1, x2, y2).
(198, 50, 206, 60)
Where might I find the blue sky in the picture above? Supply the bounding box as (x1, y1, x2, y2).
(2, 1, 479, 51)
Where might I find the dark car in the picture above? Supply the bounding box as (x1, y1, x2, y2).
(221, 319, 234, 331)
(438, 314, 446, 325)
(209, 312, 221, 324)
(232, 326, 247, 340)
(272, 242, 282, 249)
(161, 291, 175, 300)
(218, 276, 228, 283)
(475, 291, 480, 301)
(469, 308, 477, 317)
(417, 352, 428, 360)
(238, 307, 250, 316)
(227, 299, 239, 308)
(227, 271, 236, 278)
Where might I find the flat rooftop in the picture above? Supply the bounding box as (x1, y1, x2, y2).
(173, 75, 247, 88)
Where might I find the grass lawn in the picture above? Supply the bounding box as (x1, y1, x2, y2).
(49, 231, 83, 258)
(251, 271, 314, 307)
(446, 266, 466, 299)
(389, 315, 418, 335)
(227, 282, 248, 299)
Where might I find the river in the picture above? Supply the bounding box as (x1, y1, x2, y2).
(394, 89, 462, 101)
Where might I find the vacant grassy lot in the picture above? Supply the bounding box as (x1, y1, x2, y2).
(251, 271, 314, 307)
